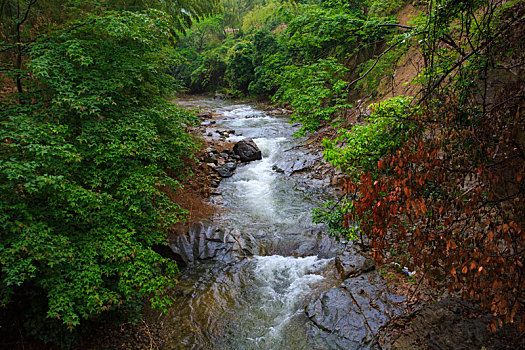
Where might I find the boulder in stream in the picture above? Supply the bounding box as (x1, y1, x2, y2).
(233, 138, 262, 162)
(168, 222, 258, 266)
(272, 148, 319, 175)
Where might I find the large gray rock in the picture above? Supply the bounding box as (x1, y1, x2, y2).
(168, 222, 258, 266)
(272, 148, 319, 175)
(233, 138, 262, 162)
(306, 273, 405, 349)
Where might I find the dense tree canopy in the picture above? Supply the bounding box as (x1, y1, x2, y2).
(1, 0, 214, 345)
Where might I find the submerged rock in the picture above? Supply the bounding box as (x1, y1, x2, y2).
(233, 138, 262, 162)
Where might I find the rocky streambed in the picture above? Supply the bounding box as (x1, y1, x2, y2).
(152, 97, 525, 350)
(85, 97, 523, 350)
(158, 97, 408, 350)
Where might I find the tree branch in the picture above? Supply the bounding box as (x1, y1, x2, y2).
(345, 40, 402, 92)
(377, 23, 414, 30)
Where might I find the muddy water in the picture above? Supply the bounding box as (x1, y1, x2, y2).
(168, 98, 340, 349)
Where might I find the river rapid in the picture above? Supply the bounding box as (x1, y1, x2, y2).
(167, 97, 343, 349)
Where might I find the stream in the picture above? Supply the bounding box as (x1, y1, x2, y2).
(165, 98, 404, 349)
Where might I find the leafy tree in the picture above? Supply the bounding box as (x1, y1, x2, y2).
(248, 29, 282, 96)
(272, 58, 351, 134)
(323, 96, 414, 176)
(0, 7, 206, 345)
(225, 40, 255, 92)
(190, 47, 228, 91)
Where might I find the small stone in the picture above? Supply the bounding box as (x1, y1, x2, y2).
(224, 162, 237, 172)
(214, 166, 233, 178)
(197, 112, 212, 119)
(203, 153, 217, 163)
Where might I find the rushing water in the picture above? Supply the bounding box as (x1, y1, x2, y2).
(168, 98, 340, 349)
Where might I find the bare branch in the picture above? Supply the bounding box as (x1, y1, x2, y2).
(377, 23, 414, 30)
(345, 40, 402, 91)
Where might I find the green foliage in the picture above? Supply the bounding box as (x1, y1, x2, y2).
(1, 9, 197, 344)
(312, 200, 358, 240)
(241, 0, 288, 33)
(170, 0, 401, 105)
(323, 96, 414, 176)
(226, 40, 256, 92)
(190, 48, 228, 92)
(248, 30, 283, 95)
(322, 0, 525, 331)
(273, 58, 351, 134)
(368, 0, 405, 18)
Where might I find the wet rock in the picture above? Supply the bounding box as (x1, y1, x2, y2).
(168, 222, 258, 265)
(213, 162, 237, 178)
(233, 138, 262, 162)
(272, 149, 319, 175)
(214, 166, 233, 178)
(295, 232, 346, 258)
(387, 298, 524, 350)
(224, 162, 237, 172)
(306, 273, 405, 349)
(335, 245, 375, 279)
